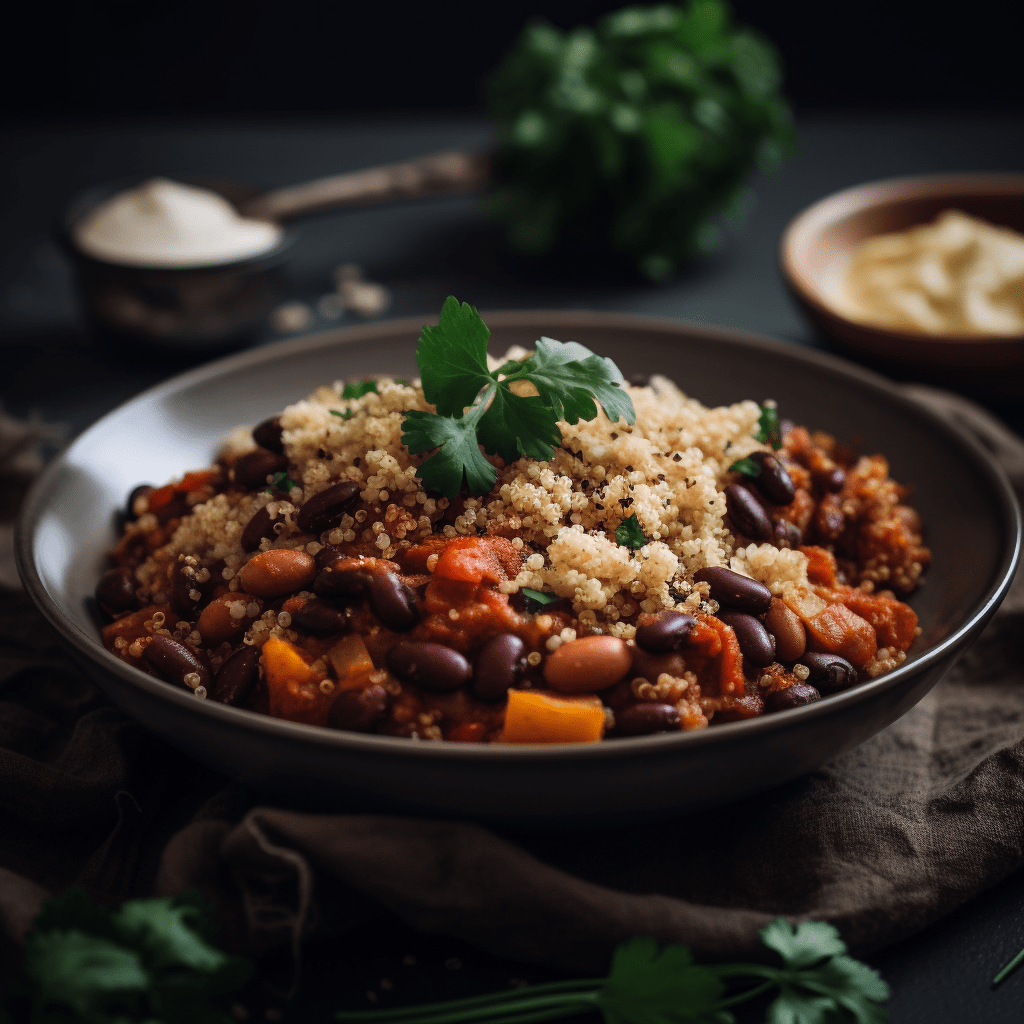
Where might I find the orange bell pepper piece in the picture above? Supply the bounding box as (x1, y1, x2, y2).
(500, 690, 605, 743)
(263, 634, 331, 725)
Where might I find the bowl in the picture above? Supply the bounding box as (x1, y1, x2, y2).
(780, 173, 1024, 373)
(16, 312, 1021, 829)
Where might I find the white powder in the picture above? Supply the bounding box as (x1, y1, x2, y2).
(74, 177, 283, 268)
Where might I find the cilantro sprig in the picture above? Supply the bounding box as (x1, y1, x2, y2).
(615, 513, 648, 549)
(402, 297, 635, 498)
(336, 920, 889, 1024)
(755, 404, 781, 449)
(266, 470, 299, 493)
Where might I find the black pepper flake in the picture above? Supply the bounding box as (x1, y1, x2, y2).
(619, 497, 633, 508)
(594, 503, 605, 511)
(625, 465, 633, 472)
(672, 453, 682, 462)
(317, 448, 326, 458)
(611, 433, 618, 440)
(581, 480, 591, 490)
(354, 458, 361, 466)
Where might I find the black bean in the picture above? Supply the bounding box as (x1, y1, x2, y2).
(125, 484, 152, 521)
(635, 611, 697, 653)
(290, 599, 350, 636)
(367, 572, 419, 632)
(240, 506, 279, 553)
(717, 611, 776, 667)
(296, 481, 361, 535)
(763, 683, 821, 712)
(234, 449, 289, 490)
(614, 703, 681, 736)
(315, 544, 346, 570)
(748, 452, 796, 505)
(692, 566, 772, 615)
(386, 641, 471, 692)
(143, 635, 212, 690)
(724, 483, 773, 542)
(253, 416, 285, 454)
(211, 647, 261, 706)
(774, 519, 802, 549)
(95, 567, 138, 616)
(314, 565, 370, 602)
(328, 685, 388, 732)
(797, 652, 858, 693)
(472, 633, 526, 702)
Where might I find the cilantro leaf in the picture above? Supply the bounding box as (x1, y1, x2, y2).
(266, 471, 299, 493)
(729, 456, 761, 478)
(417, 296, 495, 416)
(114, 897, 227, 974)
(756, 404, 781, 449)
(615, 514, 647, 549)
(519, 587, 562, 613)
(394, 377, 411, 386)
(476, 386, 562, 463)
(331, 409, 355, 420)
(342, 380, 378, 399)
(402, 405, 497, 497)
(761, 920, 847, 971)
(597, 936, 727, 1024)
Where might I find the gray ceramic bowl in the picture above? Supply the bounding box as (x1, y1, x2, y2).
(16, 312, 1021, 829)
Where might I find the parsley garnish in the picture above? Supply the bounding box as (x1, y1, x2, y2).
(729, 456, 761, 477)
(402, 296, 635, 498)
(394, 377, 411, 386)
(266, 471, 299, 492)
(520, 587, 561, 612)
(335, 920, 889, 1024)
(755, 404, 781, 450)
(331, 409, 355, 420)
(4, 887, 251, 1024)
(342, 380, 378, 399)
(615, 513, 648, 549)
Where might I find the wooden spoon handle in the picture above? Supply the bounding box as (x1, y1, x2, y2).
(237, 149, 491, 222)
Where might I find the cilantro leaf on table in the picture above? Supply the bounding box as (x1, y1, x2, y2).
(417, 296, 495, 416)
(615, 513, 648, 549)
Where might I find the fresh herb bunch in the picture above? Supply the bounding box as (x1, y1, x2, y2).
(486, 0, 796, 281)
(336, 919, 889, 1024)
(1, 888, 251, 1024)
(401, 296, 635, 499)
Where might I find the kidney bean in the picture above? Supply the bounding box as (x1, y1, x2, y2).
(692, 566, 772, 615)
(234, 449, 289, 491)
(197, 592, 255, 645)
(143, 635, 212, 691)
(797, 652, 858, 693)
(211, 647, 261, 706)
(724, 483, 773, 542)
(124, 484, 152, 521)
(814, 465, 846, 493)
(367, 572, 419, 632)
(544, 636, 632, 693)
(290, 599, 350, 636)
(814, 494, 846, 542)
(386, 641, 471, 692)
(748, 452, 796, 505)
(95, 567, 138, 616)
(773, 519, 802, 550)
(170, 563, 202, 618)
(635, 611, 697, 653)
(252, 416, 285, 454)
(240, 506, 280, 553)
(472, 633, 526, 702)
(314, 565, 370, 601)
(763, 597, 806, 662)
(763, 683, 821, 713)
(893, 504, 922, 533)
(315, 544, 346, 570)
(614, 703, 680, 736)
(328, 685, 389, 732)
(717, 611, 776, 667)
(239, 548, 317, 598)
(296, 481, 361, 536)
(630, 646, 686, 684)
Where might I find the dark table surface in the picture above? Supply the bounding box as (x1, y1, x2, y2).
(2, 111, 1023, 1023)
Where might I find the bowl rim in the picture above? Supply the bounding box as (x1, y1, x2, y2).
(15, 310, 1022, 762)
(779, 171, 1024, 346)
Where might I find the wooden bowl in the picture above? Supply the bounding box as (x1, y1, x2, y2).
(780, 174, 1024, 370)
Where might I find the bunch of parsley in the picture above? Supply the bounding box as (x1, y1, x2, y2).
(486, 0, 796, 280)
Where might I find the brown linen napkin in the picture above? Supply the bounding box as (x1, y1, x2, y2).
(1, 386, 1022, 975)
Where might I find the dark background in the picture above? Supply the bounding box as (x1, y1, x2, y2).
(2, 0, 1022, 120)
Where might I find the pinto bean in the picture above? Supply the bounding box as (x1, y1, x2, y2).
(197, 592, 256, 644)
(717, 611, 776, 667)
(725, 483, 773, 542)
(386, 641, 471, 692)
(367, 572, 419, 631)
(764, 597, 806, 662)
(143, 635, 212, 691)
(328, 685, 388, 732)
(614, 703, 681, 736)
(797, 652, 858, 693)
(763, 683, 821, 712)
(634, 611, 696, 653)
(234, 449, 289, 490)
(544, 636, 632, 693)
(692, 566, 772, 615)
(290, 598, 350, 636)
(296, 481, 361, 536)
(211, 647, 261, 706)
(252, 416, 285, 454)
(95, 567, 138, 616)
(472, 633, 526, 702)
(239, 549, 317, 598)
(748, 452, 796, 505)
(240, 506, 280, 553)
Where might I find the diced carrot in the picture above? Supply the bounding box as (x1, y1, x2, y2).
(326, 634, 376, 691)
(145, 484, 176, 511)
(688, 618, 722, 658)
(500, 690, 605, 744)
(839, 588, 918, 651)
(145, 469, 220, 511)
(804, 603, 877, 668)
(447, 722, 488, 743)
(801, 545, 839, 587)
(700, 614, 745, 695)
(263, 634, 330, 725)
(434, 537, 523, 587)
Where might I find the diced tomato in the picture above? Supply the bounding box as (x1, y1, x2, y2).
(804, 603, 877, 668)
(801, 545, 839, 587)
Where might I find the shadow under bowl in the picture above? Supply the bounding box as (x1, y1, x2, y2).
(780, 173, 1024, 381)
(15, 312, 1022, 829)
